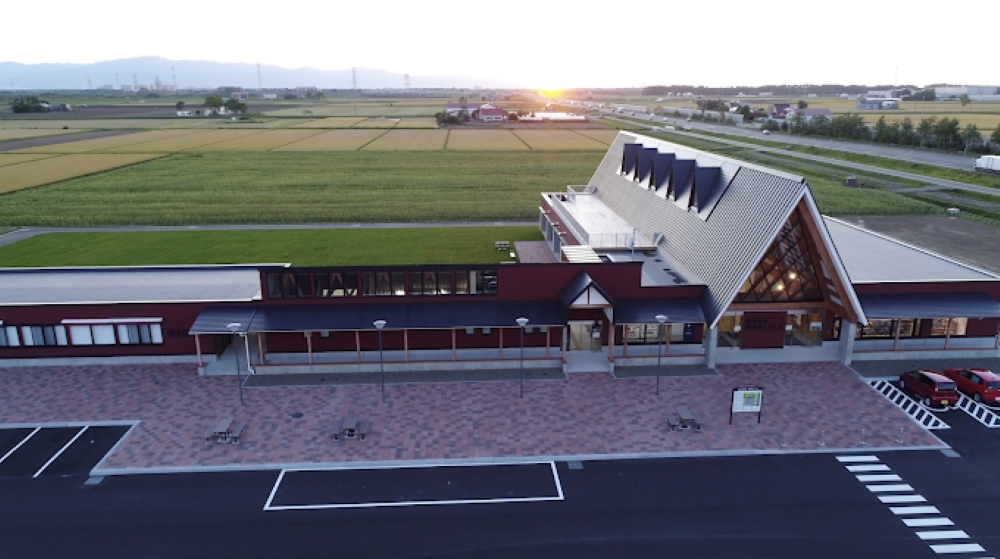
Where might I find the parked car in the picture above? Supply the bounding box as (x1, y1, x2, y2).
(943, 368, 1000, 404)
(762, 130, 771, 135)
(899, 370, 959, 408)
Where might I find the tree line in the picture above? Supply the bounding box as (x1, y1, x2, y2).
(767, 112, 1000, 153)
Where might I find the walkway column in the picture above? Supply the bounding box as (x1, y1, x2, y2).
(452, 328, 457, 361)
(499, 328, 503, 359)
(838, 321, 857, 365)
(306, 331, 313, 365)
(705, 325, 719, 368)
(194, 334, 204, 370)
(355, 330, 362, 363)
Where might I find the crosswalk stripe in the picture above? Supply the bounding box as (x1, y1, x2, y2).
(879, 495, 927, 504)
(903, 518, 955, 527)
(890, 506, 940, 515)
(856, 474, 901, 482)
(867, 484, 914, 493)
(836, 455, 880, 463)
(917, 530, 970, 541)
(846, 464, 890, 472)
(928, 543, 985, 554)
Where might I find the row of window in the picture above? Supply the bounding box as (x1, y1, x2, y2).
(0, 323, 163, 348)
(267, 269, 500, 300)
(301, 326, 551, 338)
(853, 318, 969, 339)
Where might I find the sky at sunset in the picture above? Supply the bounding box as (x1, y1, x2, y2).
(1, 0, 993, 88)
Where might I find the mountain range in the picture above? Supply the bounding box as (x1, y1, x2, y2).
(0, 57, 516, 90)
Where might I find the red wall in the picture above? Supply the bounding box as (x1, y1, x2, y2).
(0, 302, 208, 359)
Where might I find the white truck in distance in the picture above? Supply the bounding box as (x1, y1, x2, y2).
(974, 155, 1000, 174)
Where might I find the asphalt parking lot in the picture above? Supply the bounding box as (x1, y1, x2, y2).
(0, 425, 131, 478)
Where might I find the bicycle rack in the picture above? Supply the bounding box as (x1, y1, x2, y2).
(954, 394, 1000, 428)
(869, 380, 950, 430)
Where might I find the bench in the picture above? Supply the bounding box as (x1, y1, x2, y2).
(227, 422, 246, 444)
(665, 414, 680, 432)
(357, 421, 372, 441)
(676, 405, 701, 430)
(204, 417, 234, 444)
(494, 241, 510, 251)
(332, 418, 344, 441)
(343, 415, 359, 438)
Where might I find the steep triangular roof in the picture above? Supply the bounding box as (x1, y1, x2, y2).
(559, 271, 614, 308)
(588, 132, 865, 327)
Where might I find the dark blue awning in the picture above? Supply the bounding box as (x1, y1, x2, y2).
(188, 306, 257, 334)
(859, 292, 1000, 319)
(613, 298, 705, 324)
(244, 301, 567, 332)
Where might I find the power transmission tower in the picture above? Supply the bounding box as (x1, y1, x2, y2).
(172, 66, 178, 90)
(403, 73, 410, 96)
(352, 67, 357, 91)
(87, 75, 92, 90)
(257, 62, 263, 90)
(132, 73, 138, 92)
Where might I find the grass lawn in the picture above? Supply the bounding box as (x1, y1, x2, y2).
(0, 227, 543, 267)
(0, 151, 603, 227)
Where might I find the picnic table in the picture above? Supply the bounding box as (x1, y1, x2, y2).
(204, 418, 246, 444)
(333, 415, 372, 441)
(675, 405, 701, 430)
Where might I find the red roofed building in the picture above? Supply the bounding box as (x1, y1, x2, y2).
(480, 108, 505, 122)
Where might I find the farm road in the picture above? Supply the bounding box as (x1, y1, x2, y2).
(0, 221, 537, 249)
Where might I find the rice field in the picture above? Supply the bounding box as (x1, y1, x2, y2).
(573, 129, 620, 145)
(362, 130, 449, 151)
(0, 153, 57, 167)
(395, 118, 440, 129)
(512, 130, 609, 151)
(199, 129, 326, 152)
(446, 130, 529, 151)
(0, 129, 88, 142)
(0, 118, 307, 130)
(352, 118, 399, 128)
(271, 129, 386, 151)
(0, 153, 164, 194)
(293, 117, 368, 128)
(11, 129, 199, 153)
(99, 129, 264, 153)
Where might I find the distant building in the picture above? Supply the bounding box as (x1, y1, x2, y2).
(767, 103, 791, 119)
(177, 111, 194, 117)
(786, 108, 834, 122)
(445, 102, 483, 116)
(856, 97, 899, 110)
(935, 85, 1000, 102)
(479, 108, 505, 122)
(231, 92, 249, 101)
(261, 93, 278, 101)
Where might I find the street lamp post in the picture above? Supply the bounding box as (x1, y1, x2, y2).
(516, 317, 529, 398)
(226, 322, 245, 406)
(655, 314, 668, 395)
(373, 320, 387, 403)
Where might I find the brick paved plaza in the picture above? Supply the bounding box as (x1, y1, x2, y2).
(0, 362, 944, 474)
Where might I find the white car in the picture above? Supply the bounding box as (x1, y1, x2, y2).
(762, 130, 771, 135)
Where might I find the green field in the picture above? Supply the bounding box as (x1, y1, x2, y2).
(0, 151, 603, 226)
(0, 227, 543, 267)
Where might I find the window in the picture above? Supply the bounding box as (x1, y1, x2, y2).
(439, 271, 452, 295)
(1, 326, 19, 347)
(482, 327, 491, 335)
(315, 273, 331, 297)
(483, 270, 498, 295)
(69, 325, 93, 345)
(117, 324, 163, 345)
(281, 273, 298, 299)
(858, 319, 894, 339)
(362, 272, 376, 296)
(18, 325, 66, 347)
(266, 273, 282, 299)
(470, 270, 482, 294)
(456, 271, 469, 295)
(296, 273, 312, 298)
(930, 318, 968, 337)
(423, 271, 437, 295)
(92, 325, 116, 345)
(409, 271, 422, 295)
(66, 320, 164, 346)
(391, 271, 406, 296)
(465, 327, 475, 335)
(376, 272, 392, 296)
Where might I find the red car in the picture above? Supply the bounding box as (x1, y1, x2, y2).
(943, 368, 1000, 404)
(899, 370, 959, 408)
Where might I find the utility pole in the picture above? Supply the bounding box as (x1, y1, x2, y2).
(87, 75, 92, 90)
(172, 66, 178, 90)
(256, 62, 263, 91)
(352, 67, 358, 91)
(403, 73, 410, 96)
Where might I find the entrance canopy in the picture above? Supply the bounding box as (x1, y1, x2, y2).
(858, 292, 1000, 319)
(190, 301, 566, 334)
(612, 298, 706, 324)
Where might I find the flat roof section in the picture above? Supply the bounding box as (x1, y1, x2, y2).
(823, 218, 999, 283)
(546, 192, 657, 249)
(0, 267, 263, 306)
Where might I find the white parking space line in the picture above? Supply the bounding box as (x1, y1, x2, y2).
(903, 518, 955, 527)
(0, 427, 40, 465)
(33, 426, 87, 478)
(878, 495, 927, 504)
(836, 455, 880, 463)
(264, 461, 565, 512)
(916, 531, 970, 541)
(846, 464, 890, 472)
(866, 484, 914, 493)
(856, 474, 902, 482)
(930, 544, 988, 555)
(890, 506, 940, 515)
